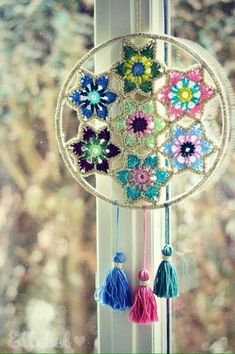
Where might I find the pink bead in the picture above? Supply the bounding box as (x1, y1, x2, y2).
(138, 268, 150, 281)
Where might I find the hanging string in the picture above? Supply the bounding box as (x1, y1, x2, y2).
(163, 1, 171, 352)
(143, 206, 147, 269)
(115, 201, 120, 252)
(165, 163, 171, 354)
(165, 201, 170, 244)
(150, 0, 179, 348)
(135, 0, 142, 33)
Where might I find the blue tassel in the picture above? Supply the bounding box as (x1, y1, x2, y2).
(95, 252, 132, 311)
(153, 244, 179, 298)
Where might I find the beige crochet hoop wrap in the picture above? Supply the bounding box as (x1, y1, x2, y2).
(55, 33, 234, 209)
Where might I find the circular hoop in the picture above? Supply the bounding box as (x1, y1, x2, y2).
(55, 33, 232, 209)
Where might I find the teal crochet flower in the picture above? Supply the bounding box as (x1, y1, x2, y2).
(114, 154, 172, 203)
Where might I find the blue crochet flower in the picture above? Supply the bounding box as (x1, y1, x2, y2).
(67, 71, 117, 121)
(114, 154, 172, 203)
(162, 123, 215, 173)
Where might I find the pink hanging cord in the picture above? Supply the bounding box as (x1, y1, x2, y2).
(143, 206, 147, 270)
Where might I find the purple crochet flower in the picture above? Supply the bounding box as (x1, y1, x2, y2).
(67, 126, 121, 174)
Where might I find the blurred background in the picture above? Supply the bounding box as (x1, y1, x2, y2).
(0, 0, 234, 353)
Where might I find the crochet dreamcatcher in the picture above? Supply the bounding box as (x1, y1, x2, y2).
(55, 33, 233, 324)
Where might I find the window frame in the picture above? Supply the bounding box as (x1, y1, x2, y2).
(95, 1, 171, 352)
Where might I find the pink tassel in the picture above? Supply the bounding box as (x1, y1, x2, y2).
(129, 268, 158, 325)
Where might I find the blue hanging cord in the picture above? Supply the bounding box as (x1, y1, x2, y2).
(94, 201, 132, 311)
(115, 201, 120, 252)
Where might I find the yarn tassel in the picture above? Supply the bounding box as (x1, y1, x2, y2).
(129, 207, 158, 325)
(95, 251, 132, 311)
(129, 268, 158, 324)
(153, 244, 179, 298)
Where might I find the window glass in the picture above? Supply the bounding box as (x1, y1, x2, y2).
(0, 1, 96, 353)
(172, 1, 235, 353)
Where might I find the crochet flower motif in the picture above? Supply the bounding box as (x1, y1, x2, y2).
(112, 100, 166, 150)
(158, 67, 215, 119)
(114, 154, 172, 203)
(67, 126, 121, 175)
(113, 41, 164, 94)
(66, 71, 117, 121)
(162, 123, 215, 173)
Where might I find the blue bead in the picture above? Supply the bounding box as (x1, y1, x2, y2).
(113, 252, 125, 263)
(162, 244, 173, 257)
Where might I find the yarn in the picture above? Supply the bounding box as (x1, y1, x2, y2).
(153, 244, 179, 298)
(129, 268, 158, 324)
(129, 208, 158, 324)
(95, 251, 132, 311)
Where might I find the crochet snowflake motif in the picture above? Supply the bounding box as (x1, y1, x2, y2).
(114, 154, 172, 203)
(66, 71, 117, 121)
(113, 41, 164, 94)
(63, 39, 219, 205)
(112, 99, 166, 151)
(158, 67, 215, 119)
(161, 123, 215, 173)
(67, 126, 121, 175)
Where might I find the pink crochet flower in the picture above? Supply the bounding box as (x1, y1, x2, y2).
(129, 166, 155, 191)
(158, 67, 215, 119)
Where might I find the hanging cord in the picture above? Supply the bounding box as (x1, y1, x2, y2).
(143, 206, 147, 269)
(163, 1, 171, 353)
(95, 202, 132, 311)
(115, 201, 120, 252)
(135, 0, 142, 33)
(165, 200, 171, 354)
(165, 203, 170, 244)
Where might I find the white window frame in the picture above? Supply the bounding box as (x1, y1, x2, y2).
(95, 1, 171, 352)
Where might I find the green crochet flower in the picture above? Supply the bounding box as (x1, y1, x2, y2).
(113, 41, 164, 94)
(111, 100, 166, 151)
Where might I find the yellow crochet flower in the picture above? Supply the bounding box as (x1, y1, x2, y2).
(114, 41, 164, 94)
(125, 54, 152, 85)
